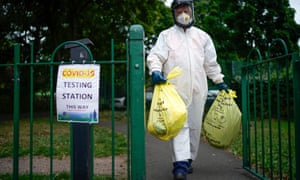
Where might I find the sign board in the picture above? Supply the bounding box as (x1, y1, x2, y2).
(56, 64, 100, 123)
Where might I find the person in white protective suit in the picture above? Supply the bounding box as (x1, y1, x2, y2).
(146, 0, 229, 179)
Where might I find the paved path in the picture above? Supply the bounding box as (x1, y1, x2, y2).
(100, 121, 258, 180)
(146, 131, 258, 180)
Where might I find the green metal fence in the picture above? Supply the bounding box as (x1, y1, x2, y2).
(0, 24, 145, 180)
(241, 39, 299, 180)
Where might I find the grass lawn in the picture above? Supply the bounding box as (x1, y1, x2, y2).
(0, 110, 128, 179)
(229, 119, 296, 179)
(0, 110, 128, 158)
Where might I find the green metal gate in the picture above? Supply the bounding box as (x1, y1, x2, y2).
(0, 24, 145, 179)
(241, 39, 300, 179)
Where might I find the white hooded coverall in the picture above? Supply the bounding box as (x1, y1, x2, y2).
(147, 25, 224, 162)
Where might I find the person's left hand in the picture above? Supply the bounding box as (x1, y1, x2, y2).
(217, 82, 229, 92)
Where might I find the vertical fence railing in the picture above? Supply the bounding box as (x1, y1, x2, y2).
(242, 39, 298, 180)
(110, 38, 116, 179)
(29, 41, 34, 179)
(2, 24, 146, 180)
(242, 48, 263, 174)
(292, 52, 300, 180)
(13, 43, 20, 180)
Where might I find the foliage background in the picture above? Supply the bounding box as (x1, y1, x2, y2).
(0, 0, 299, 112)
(1, 0, 299, 60)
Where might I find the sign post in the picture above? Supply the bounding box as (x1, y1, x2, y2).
(54, 39, 98, 180)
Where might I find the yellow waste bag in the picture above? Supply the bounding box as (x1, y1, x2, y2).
(147, 67, 187, 141)
(203, 90, 241, 148)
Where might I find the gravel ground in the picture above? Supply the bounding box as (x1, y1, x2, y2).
(0, 155, 127, 178)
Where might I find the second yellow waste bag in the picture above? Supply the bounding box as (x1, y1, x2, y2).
(147, 67, 187, 141)
(203, 90, 241, 148)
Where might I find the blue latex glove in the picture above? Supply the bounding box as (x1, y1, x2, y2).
(217, 82, 229, 92)
(152, 71, 166, 85)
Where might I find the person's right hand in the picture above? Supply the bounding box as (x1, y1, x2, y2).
(152, 71, 166, 85)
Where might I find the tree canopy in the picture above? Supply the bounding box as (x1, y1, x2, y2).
(0, 0, 171, 60)
(0, 0, 299, 112)
(194, 0, 300, 60)
(1, 0, 299, 61)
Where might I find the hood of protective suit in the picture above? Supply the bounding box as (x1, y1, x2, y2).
(171, 0, 195, 28)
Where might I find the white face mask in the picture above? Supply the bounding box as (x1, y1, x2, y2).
(176, 12, 192, 25)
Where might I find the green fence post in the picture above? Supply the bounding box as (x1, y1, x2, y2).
(13, 43, 20, 180)
(293, 52, 300, 180)
(129, 24, 145, 180)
